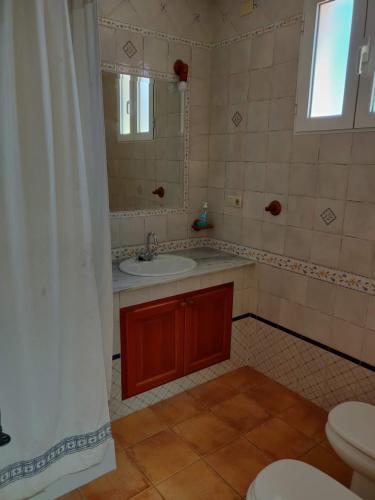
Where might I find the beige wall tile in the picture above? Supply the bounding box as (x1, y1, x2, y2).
(339, 236, 374, 277)
(351, 132, 375, 164)
(289, 164, 317, 196)
(366, 296, 375, 331)
(334, 287, 369, 327)
(330, 318, 365, 359)
(119, 217, 145, 246)
(274, 23, 300, 64)
(244, 163, 266, 192)
(304, 308, 332, 345)
(279, 299, 305, 333)
(247, 101, 269, 132)
(267, 131, 292, 162)
(317, 164, 349, 200)
(282, 270, 308, 305)
(343, 202, 375, 241)
(319, 133, 352, 164)
(313, 199, 345, 234)
(262, 221, 286, 254)
(257, 291, 281, 323)
(143, 37, 168, 72)
(291, 134, 320, 163)
(251, 31, 274, 69)
(230, 39, 251, 74)
(284, 227, 312, 261)
(241, 218, 263, 249)
(249, 68, 273, 101)
(306, 279, 336, 315)
(347, 164, 375, 203)
(361, 330, 375, 365)
(287, 196, 315, 229)
(265, 163, 289, 194)
(310, 232, 341, 268)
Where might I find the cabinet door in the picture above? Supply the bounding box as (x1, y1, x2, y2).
(184, 284, 233, 375)
(121, 298, 185, 398)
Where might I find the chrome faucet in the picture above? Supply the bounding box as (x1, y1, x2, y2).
(138, 232, 158, 261)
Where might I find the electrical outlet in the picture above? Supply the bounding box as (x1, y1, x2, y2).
(226, 195, 242, 208)
(240, 0, 254, 16)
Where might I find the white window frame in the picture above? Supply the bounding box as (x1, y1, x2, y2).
(117, 73, 154, 142)
(355, 0, 375, 128)
(295, 0, 371, 133)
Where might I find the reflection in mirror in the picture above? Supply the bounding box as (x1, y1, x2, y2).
(102, 71, 185, 212)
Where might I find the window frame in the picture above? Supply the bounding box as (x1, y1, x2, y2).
(295, 0, 368, 133)
(117, 73, 154, 142)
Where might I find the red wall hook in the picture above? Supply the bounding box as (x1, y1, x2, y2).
(174, 59, 189, 82)
(265, 200, 282, 216)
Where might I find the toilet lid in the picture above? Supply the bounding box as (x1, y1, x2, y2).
(328, 401, 375, 460)
(249, 460, 360, 500)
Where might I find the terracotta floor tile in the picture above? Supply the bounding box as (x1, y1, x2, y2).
(205, 437, 272, 496)
(81, 447, 150, 499)
(150, 391, 205, 426)
(246, 417, 315, 460)
(132, 488, 164, 500)
(128, 429, 199, 483)
(216, 367, 269, 392)
(211, 393, 269, 432)
(300, 445, 353, 487)
(157, 460, 240, 500)
(173, 411, 239, 455)
(245, 379, 301, 415)
(279, 399, 328, 441)
(188, 378, 238, 408)
(57, 491, 83, 500)
(111, 408, 167, 447)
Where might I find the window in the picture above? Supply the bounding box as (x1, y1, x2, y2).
(118, 74, 154, 141)
(295, 0, 375, 132)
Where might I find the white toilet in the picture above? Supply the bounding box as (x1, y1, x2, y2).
(247, 459, 360, 500)
(326, 401, 375, 500)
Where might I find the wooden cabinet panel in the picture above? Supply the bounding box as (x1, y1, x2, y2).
(120, 283, 234, 398)
(184, 283, 233, 374)
(121, 298, 185, 398)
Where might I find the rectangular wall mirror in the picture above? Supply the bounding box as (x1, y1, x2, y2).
(102, 70, 187, 213)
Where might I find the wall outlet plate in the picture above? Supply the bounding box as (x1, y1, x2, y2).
(240, 0, 254, 16)
(226, 195, 242, 208)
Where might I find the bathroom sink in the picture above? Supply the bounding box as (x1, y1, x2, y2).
(119, 254, 197, 277)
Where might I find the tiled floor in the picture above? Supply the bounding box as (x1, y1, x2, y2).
(60, 367, 353, 500)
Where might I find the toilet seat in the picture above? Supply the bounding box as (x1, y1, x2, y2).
(247, 460, 360, 500)
(328, 402, 375, 460)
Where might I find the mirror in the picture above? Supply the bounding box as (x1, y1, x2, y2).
(102, 70, 186, 212)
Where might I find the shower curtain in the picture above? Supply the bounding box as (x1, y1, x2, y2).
(0, 1, 114, 499)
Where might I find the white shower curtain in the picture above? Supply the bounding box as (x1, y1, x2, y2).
(0, 1, 114, 499)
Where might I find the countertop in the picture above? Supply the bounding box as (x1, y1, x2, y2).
(112, 247, 254, 293)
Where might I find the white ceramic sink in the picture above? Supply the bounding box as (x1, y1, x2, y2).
(119, 254, 197, 277)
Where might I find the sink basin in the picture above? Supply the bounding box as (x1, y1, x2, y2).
(119, 254, 197, 277)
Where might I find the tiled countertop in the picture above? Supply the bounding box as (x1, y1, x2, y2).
(112, 247, 254, 293)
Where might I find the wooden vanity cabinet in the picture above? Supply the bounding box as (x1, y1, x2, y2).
(120, 283, 233, 398)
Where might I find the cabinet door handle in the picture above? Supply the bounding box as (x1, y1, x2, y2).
(186, 299, 195, 306)
(180, 301, 187, 307)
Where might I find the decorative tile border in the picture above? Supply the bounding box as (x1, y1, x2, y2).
(207, 238, 375, 296)
(99, 17, 212, 50)
(102, 64, 190, 219)
(0, 424, 112, 489)
(112, 237, 375, 296)
(99, 14, 303, 51)
(212, 14, 303, 48)
(111, 237, 209, 260)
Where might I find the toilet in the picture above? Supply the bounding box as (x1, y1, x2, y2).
(326, 401, 375, 500)
(247, 459, 360, 500)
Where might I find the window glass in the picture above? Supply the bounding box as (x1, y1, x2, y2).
(119, 74, 131, 135)
(137, 77, 151, 133)
(310, 0, 354, 118)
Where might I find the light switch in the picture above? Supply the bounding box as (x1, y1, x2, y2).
(240, 0, 254, 17)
